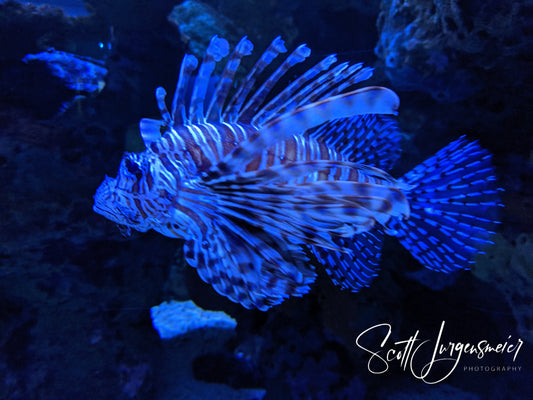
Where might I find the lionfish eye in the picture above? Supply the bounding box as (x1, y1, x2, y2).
(125, 158, 143, 180)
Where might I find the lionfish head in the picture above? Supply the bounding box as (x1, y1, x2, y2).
(93, 152, 156, 232)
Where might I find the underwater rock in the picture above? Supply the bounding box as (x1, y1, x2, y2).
(375, 0, 533, 102)
(151, 300, 265, 399)
(167, 0, 241, 57)
(22, 48, 107, 93)
(405, 267, 459, 291)
(378, 383, 480, 400)
(330, 0, 380, 16)
(150, 299, 237, 339)
(167, 0, 298, 60)
(473, 234, 533, 344)
(236, 305, 369, 399)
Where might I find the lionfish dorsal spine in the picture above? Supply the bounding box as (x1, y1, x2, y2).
(171, 54, 199, 126)
(262, 61, 350, 122)
(251, 54, 338, 126)
(322, 63, 374, 99)
(205, 86, 400, 178)
(261, 87, 400, 137)
(206, 36, 254, 122)
(223, 36, 287, 122)
(155, 87, 171, 124)
(237, 43, 311, 124)
(295, 62, 353, 107)
(189, 36, 230, 123)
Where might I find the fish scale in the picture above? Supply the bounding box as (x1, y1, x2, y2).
(93, 35, 502, 310)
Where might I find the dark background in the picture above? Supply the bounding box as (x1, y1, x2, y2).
(0, 0, 532, 399)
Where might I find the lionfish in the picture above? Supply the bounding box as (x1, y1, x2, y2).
(93, 36, 501, 310)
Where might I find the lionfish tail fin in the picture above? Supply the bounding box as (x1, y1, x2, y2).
(395, 137, 502, 272)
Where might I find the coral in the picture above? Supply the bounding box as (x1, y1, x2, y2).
(473, 234, 533, 344)
(150, 299, 237, 339)
(375, 0, 533, 101)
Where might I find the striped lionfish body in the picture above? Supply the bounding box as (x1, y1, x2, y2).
(94, 36, 501, 310)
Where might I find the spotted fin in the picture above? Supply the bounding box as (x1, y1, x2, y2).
(301, 114, 402, 291)
(394, 137, 502, 272)
(306, 114, 402, 170)
(237, 43, 311, 123)
(170, 54, 199, 126)
(311, 230, 384, 290)
(252, 54, 338, 126)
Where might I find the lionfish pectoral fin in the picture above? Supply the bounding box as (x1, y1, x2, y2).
(183, 219, 315, 310)
(208, 160, 410, 222)
(394, 137, 502, 272)
(206, 87, 400, 178)
(209, 162, 408, 250)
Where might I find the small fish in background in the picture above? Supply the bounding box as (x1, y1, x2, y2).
(93, 35, 502, 311)
(22, 48, 107, 115)
(22, 48, 107, 93)
(11, 0, 90, 17)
